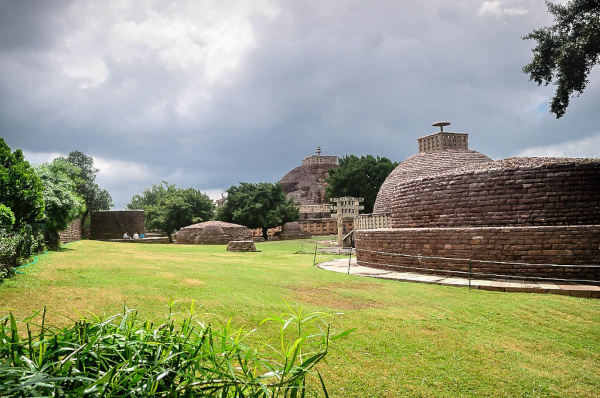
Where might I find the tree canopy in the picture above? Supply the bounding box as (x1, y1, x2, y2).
(127, 182, 214, 240)
(523, 0, 600, 118)
(325, 155, 398, 214)
(0, 138, 44, 226)
(217, 182, 299, 240)
(35, 159, 86, 247)
(61, 151, 113, 223)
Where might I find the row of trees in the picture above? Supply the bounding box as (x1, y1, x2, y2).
(127, 155, 397, 241)
(126, 181, 299, 241)
(1, 139, 113, 276)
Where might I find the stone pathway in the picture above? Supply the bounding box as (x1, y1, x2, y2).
(317, 257, 600, 298)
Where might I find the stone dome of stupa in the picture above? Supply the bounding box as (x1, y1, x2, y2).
(373, 128, 492, 214)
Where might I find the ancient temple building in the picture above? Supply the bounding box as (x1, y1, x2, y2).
(279, 147, 338, 219)
(355, 123, 600, 281)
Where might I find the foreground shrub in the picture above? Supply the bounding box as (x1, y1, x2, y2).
(0, 304, 352, 397)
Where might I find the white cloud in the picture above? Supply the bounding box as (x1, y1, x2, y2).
(94, 156, 156, 184)
(516, 132, 600, 158)
(22, 151, 65, 166)
(51, 0, 281, 112)
(478, 1, 527, 18)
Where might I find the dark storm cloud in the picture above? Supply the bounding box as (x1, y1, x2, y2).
(1, 0, 599, 208)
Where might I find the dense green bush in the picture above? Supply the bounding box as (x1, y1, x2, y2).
(35, 161, 86, 248)
(0, 138, 44, 225)
(0, 304, 351, 397)
(0, 225, 45, 282)
(0, 204, 15, 227)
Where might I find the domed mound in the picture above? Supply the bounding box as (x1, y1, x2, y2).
(373, 149, 492, 214)
(390, 157, 600, 228)
(280, 164, 335, 206)
(176, 221, 251, 245)
(275, 221, 311, 240)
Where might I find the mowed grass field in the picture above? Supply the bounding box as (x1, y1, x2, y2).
(1, 238, 599, 397)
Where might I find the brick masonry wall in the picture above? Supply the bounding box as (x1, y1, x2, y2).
(355, 226, 600, 280)
(390, 162, 600, 228)
(58, 218, 82, 244)
(90, 210, 145, 240)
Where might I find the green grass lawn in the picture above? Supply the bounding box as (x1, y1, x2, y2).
(1, 239, 599, 397)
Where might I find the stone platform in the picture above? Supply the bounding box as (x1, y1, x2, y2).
(226, 240, 260, 252)
(318, 258, 600, 298)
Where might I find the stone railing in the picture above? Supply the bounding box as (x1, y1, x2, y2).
(299, 204, 332, 214)
(302, 155, 338, 166)
(354, 213, 390, 230)
(417, 132, 468, 153)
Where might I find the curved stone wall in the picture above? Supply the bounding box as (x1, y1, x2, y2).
(373, 150, 492, 214)
(355, 226, 600, 280)
(176, 221, 252, 245)
(389, 158, 600, 228)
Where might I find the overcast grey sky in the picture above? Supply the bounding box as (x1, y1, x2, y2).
(1, 0, 599, 209)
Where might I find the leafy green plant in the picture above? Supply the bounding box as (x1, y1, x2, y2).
(0, 303, 351, 397)
(0, 225, 45, 282)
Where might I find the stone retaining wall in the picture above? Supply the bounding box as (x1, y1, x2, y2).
(354, 226, 600, 281)
(90, 210, 145, 240)
(58, 218, 82, 244)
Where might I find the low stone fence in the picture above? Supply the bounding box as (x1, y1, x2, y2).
(354, 213, 390, 230)
(297, 219, 354, 236)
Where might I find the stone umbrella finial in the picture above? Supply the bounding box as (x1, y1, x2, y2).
(316, 146, 322, 156)
(432, 121, 451, 132)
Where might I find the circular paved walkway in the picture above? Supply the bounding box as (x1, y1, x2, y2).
(317, 257, 600, 298)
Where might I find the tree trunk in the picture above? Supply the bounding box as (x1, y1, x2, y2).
(262, 227, 268, 241)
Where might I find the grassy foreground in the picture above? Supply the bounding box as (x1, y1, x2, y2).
(0, 239, 599, 397)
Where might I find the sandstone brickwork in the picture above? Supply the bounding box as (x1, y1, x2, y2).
(390, 158, 600, 228)
(297, 219, 353, 236)
(176, 221, 252, 245)
(90, 210, 145, 240)
(373, 149, 492, 214)
(302, 155, 337, 166)
(276, 222, 312, 240)
(226, 240, 259, 252)
(357, 156, 600, 281)
(280, 164, 335, 207)
(355, 226, 600, 280)
(280, 152, 338, 219)
(58, 218, 82, 244)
